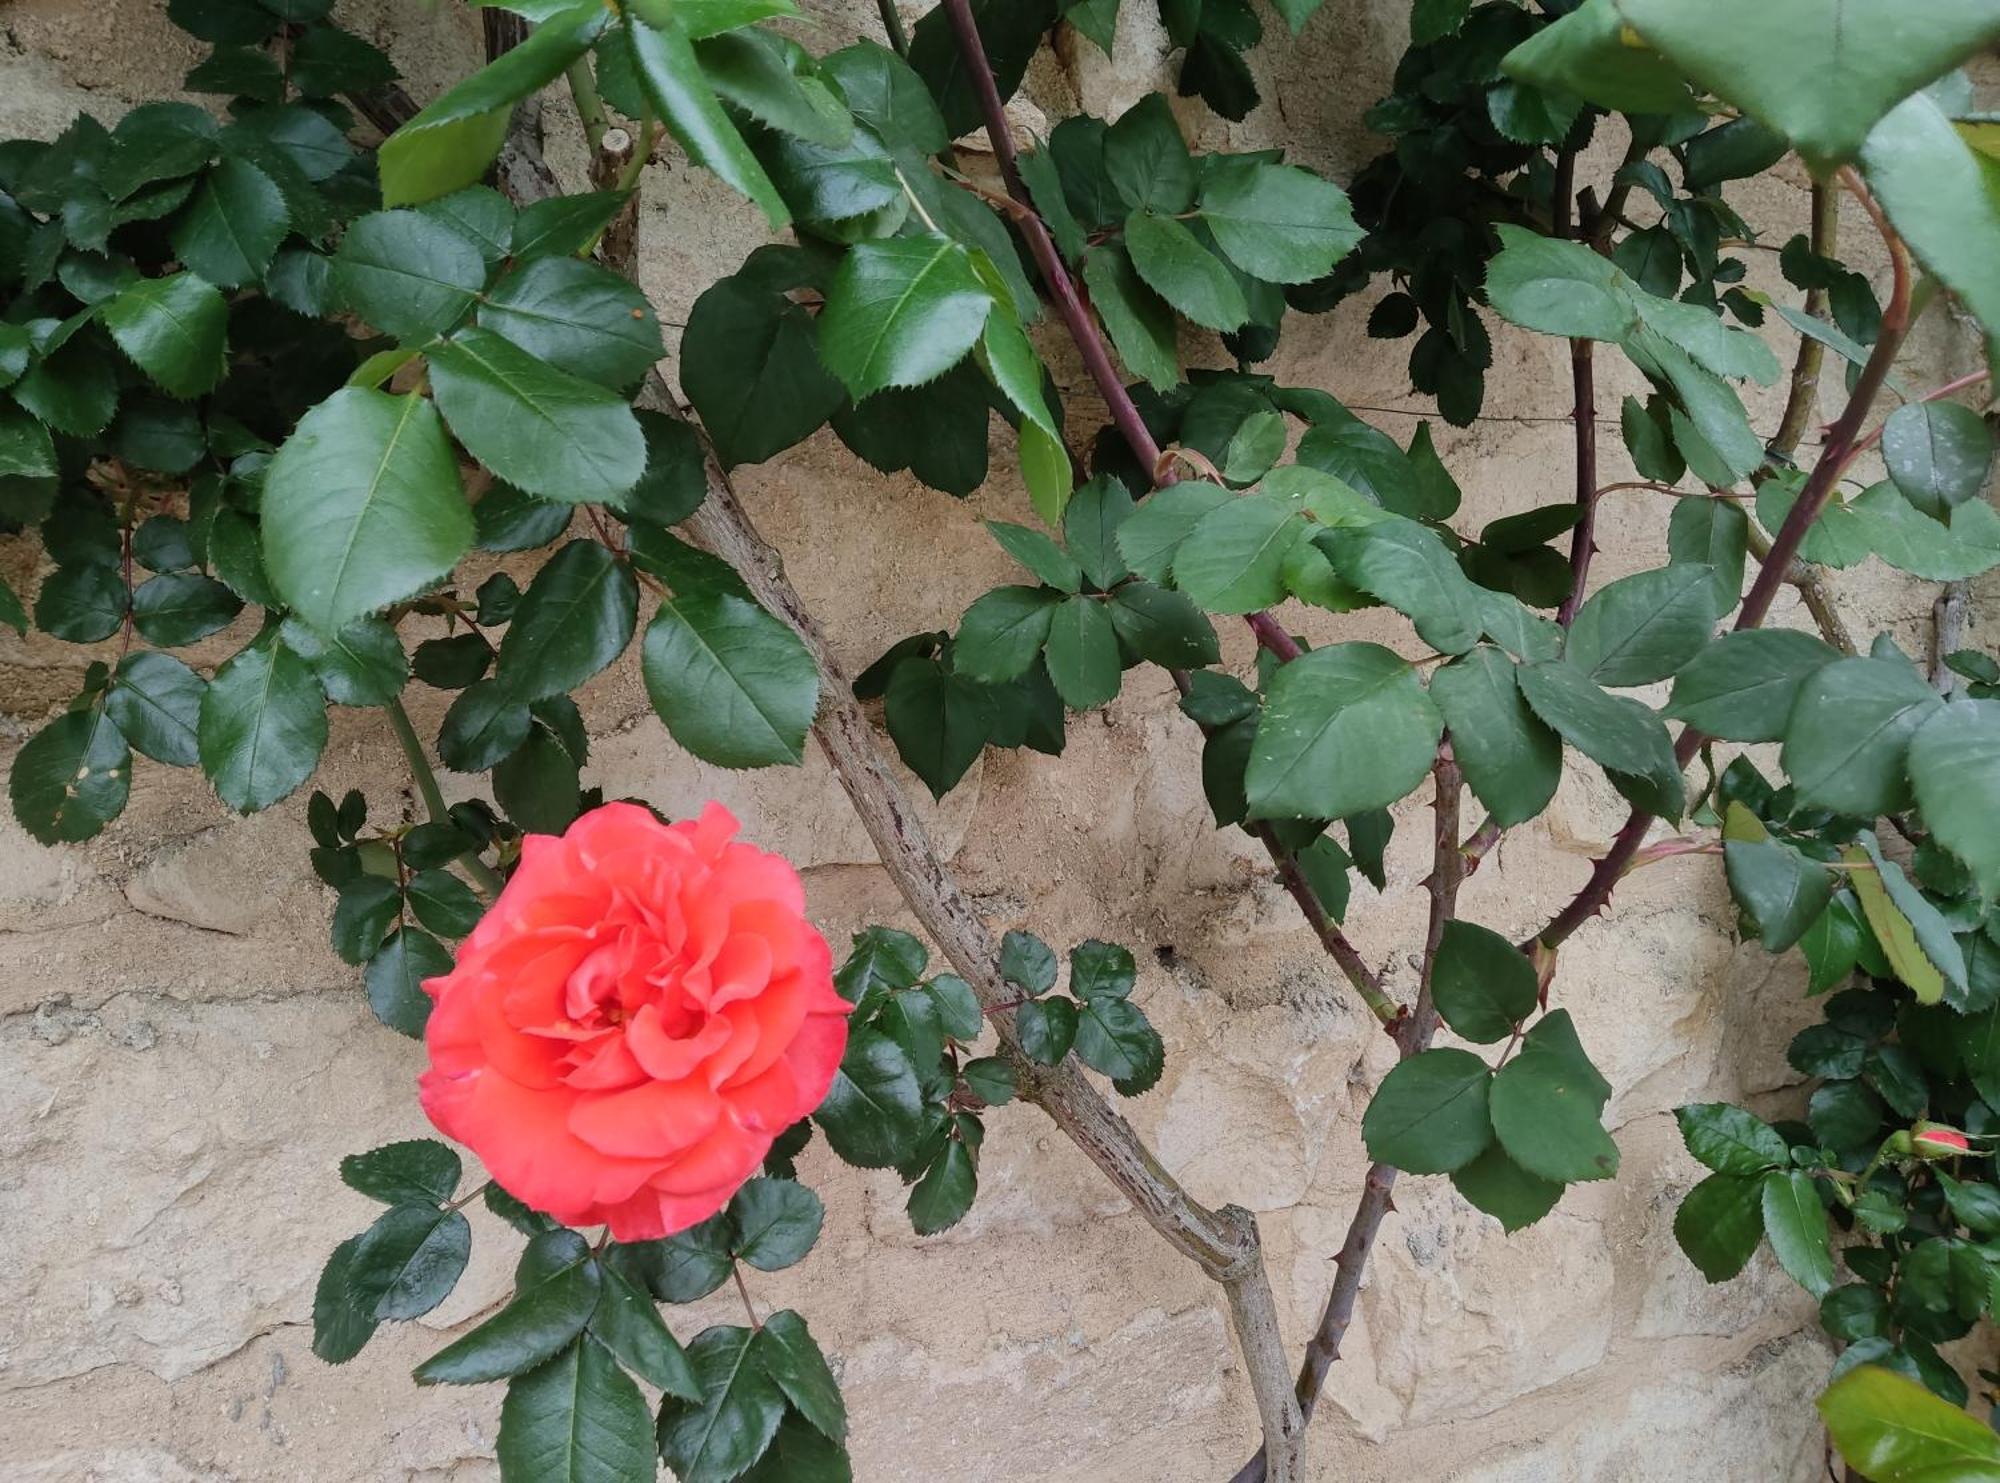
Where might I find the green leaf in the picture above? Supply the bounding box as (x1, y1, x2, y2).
(1043, 595, 1121, 710)
(1674, 1171, 1765, 1283)
(1665, 629, 1838, 743)
(589, 1265, 699, 1400)
(1818, 1364, 2000, 1482)
(906, 0, 1060, 140)
(1197, 160, 1359, 285)
(624, 10, 790, 227)
(352, 1204, 472, 1321)
(1501, 0, 1692, 116)
(406, 868, 483, 938)
(1667, 498, 1748, 615)
(987, 522, 1082, 593)
(1759, 1167, 1834, 1297)
(379, 6, 610, 206)
(1106, 581, 1218, 669)
(1432, 919, 1538, 1044)
(1854, 834, 1966, 1001)
(729, 1178, 823, 1272)
(497, 1337, 657, 1483)
(1015, 997, 1078, 1064)
(1614, 0, 2000, 171)
(1073, 995, 1164, 1093)
(262, 387, 473, 636)
(312, 1236, 381, 1364)
(429, 328, 646, 505)
(1430, 647, 1561, 829)
(817, 235, 993, 400)
(1910, 700, 2000, 901)
(1484, 223, 1637, 342)
(657, 1325, 786, 1483)
(1880, 401, 1994, 520)
(364, 926, 451, 1037)
(280, 615, 411, 708)
(1062, 476, 1133, 589)
(812, 1028, 923, 1168)
(1246, 643, 1442, 821)
(1323, 518, 1487, 656)
(1565, 565, 1721, 687)
(170, 157, 287, 286)
(99, 272, 227, 396)
(104, 650, 204, 767)
(1124, 209, 1248, 332)
(1517, 659, 1684, 821)
(132, 571, 242, 647)
(1862, 92, 2000, 342)
(1674, 1103, 1788, 1175)
(198, 639, 328, 813)
(481, 257, 664, 391)
(754, 1310, 846, 1440)
(639, 551, 816, 769)
(341, 1138, 461, 1206)
(1849, 479, 2000, 582)
(512, 191, 630, 261)
(1172, 493, 1305, 614)
(882, 657, 990, 798)
(34, 563, 127, 643)
(1451, 1144, 1563, 1233)
(1116, 483, 1230, 582)
(698, 29, 851, 147)
(681, 249, 845, 468)
(416, 1230, 601, 1384)
(1001, 929, 1057, 994)
(498, 540, 638, 701)
(1781, 654, 1941, 818)
(10, 707, 131, 844)
(1104, 94, 1194, 214)
(1490, 1010, 1618, 1184)
(1725, 835, 1835, 953)
(819, 41, 949, 157)
(1081, 245, 1179, 393)
(955, 586, 1059, 684)
(1361, 1048, 1493, 1175)
(907, 1136, 978, 1235)
(331, 209, 486, 339)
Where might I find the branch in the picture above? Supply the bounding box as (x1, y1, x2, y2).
(1232, 752, 1465, 1483)
(1769, 180, 1836, 460)
(1533, 170, 1913, 952)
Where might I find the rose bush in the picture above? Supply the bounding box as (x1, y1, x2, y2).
(419, 801, 849, 1240)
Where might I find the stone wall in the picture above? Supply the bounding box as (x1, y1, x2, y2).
(2, 3, 1988, 1479)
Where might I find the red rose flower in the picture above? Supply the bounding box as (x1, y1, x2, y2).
(1912, 1124, 1972, 1159)
(419, 801, 849, 1240)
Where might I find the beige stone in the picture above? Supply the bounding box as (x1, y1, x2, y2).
(2, 0, 1991, 1479)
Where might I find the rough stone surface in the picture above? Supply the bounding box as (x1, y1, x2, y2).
(2, 1, 1992, 1479)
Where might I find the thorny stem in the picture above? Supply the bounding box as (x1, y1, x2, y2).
(1235, 756, 1465, 1483)
(1550, 146, 1599, 629)
(383, 696, 507, 898)
(1533, 168, 1912, 954)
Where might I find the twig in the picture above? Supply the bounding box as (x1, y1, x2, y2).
(875, 0, 910, 57)
(1234, 753, 1465, 1483)
(1932, 582, 1969, 695)
(1770, 181, 1836, 459)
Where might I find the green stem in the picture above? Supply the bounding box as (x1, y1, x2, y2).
(615, 113, 659, 192)
(384, 696, 506, 897)
(565, 57, 608, 154)
(876, 0, 910, 56)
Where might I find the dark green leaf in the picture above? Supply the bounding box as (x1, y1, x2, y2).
(1781, 654, 1941, 818)
(482, 257, 664, 390)
(1665, 629, 1839, 742)
(1362, 1048, 1493, 1174)
(1451, 1144, 1563, 1233)
(656, 1324, 786, 1483)
(1759, 1167, 1834, 1296)
(197, 639, 328, 813)
(1490, 1010, 1617, 1184)
(754, 1310, 845, 1440)
(9, 706, 131, 844)
(105, 650, 204, 766)
(1016, 996, 1078, 1065)
(1674, 1103, 1788, 1175)
(1564, 564, 1720, 687)
(496, 1337, 656, 1483)
(729, 1178, 823, 1272)
(1124, 209, 1248, 332)
(341, 1138, 461, 1207)
(1431, 919, 1538, 1044)
(624, 11, 789, 227)
(415, 1229, 601, 1384)
(1430, 646, 1561, 828)
(813, 1029, 923, 1168)
(817, 234, 992, 400)
(365, 926, 452, 1037)
(131, 572, 242, 647)
(1517, 659, 1684, 821)
(352, 1204, 471, 1320)
(881, 656, 990, 798)
(331, 209, 486, 338)
(589, 1264, 700, 1400)
(1909, 700, 2000, 901)
(170, 157, 286, 286)
(1674, 1171, 1764, 1283)
(1245, 642, 1441, 821)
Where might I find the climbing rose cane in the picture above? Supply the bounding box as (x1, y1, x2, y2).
(418, 801, 850, 1239)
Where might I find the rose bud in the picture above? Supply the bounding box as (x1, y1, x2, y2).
(418, 801, 851, 1240)
(1911, 1124, 1972, 1159)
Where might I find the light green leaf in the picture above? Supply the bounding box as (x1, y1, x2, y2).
(1323, 518, 1486, 655)
(1124, 209, 1249, 332)
(1490, 1010, 1618, 1184)
(1818, 1364, 2000, 1481)
(624, 10, 790, 227)
(1501, 0, 1691, 116)
(262, 388, 473, 636)
(379, 6, 610, 206)
(1564, 564, 1720, 687)
(817, 234, 993, 400)
(1197, 159, 1360, 285)
(1880, 401, 1993, 520)
(1781, 653, 1941, 818)
(1909, 700, 2000, 901)
(1172, 493, 1305, 615)
(198, 638, 329, 813)
(1246, 642, 1442, 821)
(1616, 0, 2000, 171)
